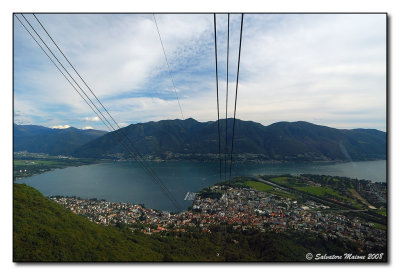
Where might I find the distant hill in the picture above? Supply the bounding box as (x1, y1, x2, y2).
(74, 118, 386, 161)
(13, 124, 107, 155)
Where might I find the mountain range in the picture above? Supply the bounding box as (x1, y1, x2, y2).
(13, 119, 386, 161)
(13, 124, 107, 155)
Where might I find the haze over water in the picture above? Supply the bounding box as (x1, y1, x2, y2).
(18, 160, 386, 211)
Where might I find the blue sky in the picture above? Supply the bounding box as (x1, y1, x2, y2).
(13, 13, 386, 131)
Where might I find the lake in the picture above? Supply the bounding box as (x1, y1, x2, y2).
(17, 160, 386, 211)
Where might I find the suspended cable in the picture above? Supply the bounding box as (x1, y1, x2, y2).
(224, 14, 231, 235)
(32, 14, 125, 132)
(31, 13, 182, 211)
(20, 14, 116, 134)
(152, 14, 184, 120)
(213, 14, 222, 182)
(17, 14, 182, 211)
(224, 13, 230, 182)
(14, 16, 100, 124)
(19, 14, 182, 211)
(229, 13, 244, 179)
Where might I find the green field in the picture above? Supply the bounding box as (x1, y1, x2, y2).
(244, 181, 273, 192)
(268, 176, 365, 208)
(269, 176, 290, 184)
(269, 176, 305, 187)
(375, 210, 387, 216)
(372, 222, 387, 230)
(295, 186, 339, 197)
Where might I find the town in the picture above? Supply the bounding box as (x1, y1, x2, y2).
(50, 177, 387, 250)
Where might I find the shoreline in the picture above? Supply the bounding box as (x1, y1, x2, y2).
(14, 156, 387, 182)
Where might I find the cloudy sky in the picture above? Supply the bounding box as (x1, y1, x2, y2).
(13, 13, 386, 131)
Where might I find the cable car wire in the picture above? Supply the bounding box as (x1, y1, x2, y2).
(224, 13, 230, 182)
(14, 15, 107, 133)
(152, 14, 184, 120)
(229, 13, 244, 180)
(213, 14, 222, 182)
(16, 14, 182, 211)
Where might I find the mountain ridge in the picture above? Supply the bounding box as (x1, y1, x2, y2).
(72, 118, 386, 161)
(14, 123, 107, 156)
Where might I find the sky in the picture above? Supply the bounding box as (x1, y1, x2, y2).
(13, 13, 387, 131)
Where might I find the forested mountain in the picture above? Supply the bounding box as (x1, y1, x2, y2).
(74, 118, 386, 161)
(14, 124, 107, 155)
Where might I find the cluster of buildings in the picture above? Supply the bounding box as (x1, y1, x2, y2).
(50, 184, 386, 248)
(191, 186, 386, 248)
(49, 197, 173, 232)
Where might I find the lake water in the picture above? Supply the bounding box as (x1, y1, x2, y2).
(17, 160, 386, 212)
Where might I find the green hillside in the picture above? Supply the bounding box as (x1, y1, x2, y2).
(13, 183, 161, 261)
(13, 183, 365, 262)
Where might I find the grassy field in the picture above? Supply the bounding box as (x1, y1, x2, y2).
(268, 176, 366, 209)
(269, 176, 305, 187)
(294, 186, 364, 209)
(375, 210, 387, 216)
(372, 222, 387, 230)
(295, 186, 339, 197)
(269, 176, 290, 184)
(244, 181, 274, 192)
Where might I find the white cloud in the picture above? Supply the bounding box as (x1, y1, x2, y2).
(51, 125, 71, 129)
(84, 116, 100, 122)
(228, 14, 386, 130)
(82, 126, 93, 130)
(14, 14, 214, 123)
(13, 14, 386, 131)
